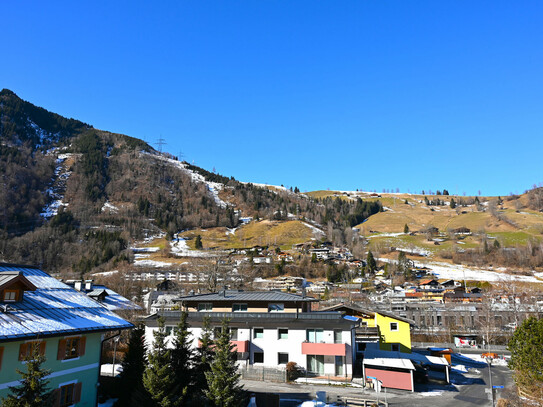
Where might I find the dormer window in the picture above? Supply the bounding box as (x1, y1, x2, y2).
(0, 271, 37, 304)
(3, 290, 18, 302)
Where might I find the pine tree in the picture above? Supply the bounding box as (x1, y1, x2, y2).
(1, 342, 53, 407)
(508, 317, 543, 396)
(116, 324, 151, 407)
(192, 316, 214, 402)
(143, 317, 176, 407)
(450, 198, 456, 209)
(194, 235, 203, 249)
(403, 224, 409, 234)
(170, 311, 193, 404)
(366, 250, 377, 273)
(204, 319, 243, 407)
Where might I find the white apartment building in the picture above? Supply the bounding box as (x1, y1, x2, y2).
(144, 290, 357, 377)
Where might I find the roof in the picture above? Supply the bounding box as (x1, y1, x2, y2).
(363, 356, 415, 370)
(319, 303, 415, 326)
(65, 281, 142, 312)
(0, 263, 133, 341)
(174, 290, 318, 303)
(364, 349, 449, 367)
(0, 271, 37, 291)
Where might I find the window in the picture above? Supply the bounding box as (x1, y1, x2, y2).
(230, 328, 238, 341)
(19, 341, 46, 361)
(268, 303, 284, 312)
(278, 352, 289, 365)
(253, 328, 264, 339)
(60, 383, 74, 407)
(57, 382, 82, 407)
(391, 343, 400, 352)
(65, 338, 80, 359)
(278, 328, 288, 340)
(232, 303, 248, 312)
(390, 322, 398, 331)
(335, 356, 344, 376)
(3, 290, 17, 302)
(334, 330, 342, 344)
(306, 329, 324, 343)
(57, 337, 86, 361)
(254, 351, 264, 363)
(198, 303, 212, 312)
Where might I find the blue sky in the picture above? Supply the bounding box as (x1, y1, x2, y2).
(3, 1, 543, 195)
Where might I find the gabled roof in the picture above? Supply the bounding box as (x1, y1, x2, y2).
(0, 263, 133, 341)
(0, 271, 37, 292)
(175, 290, 317, 303)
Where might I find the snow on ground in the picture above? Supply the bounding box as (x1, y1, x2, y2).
(302, 222, 325, 237)
(40, 153, 73, 218)
(419, 391, 444, 397)
(379, 258, 541, 283)
(101, 201, 119, 213)
(133, 259, 173, 267)
(367, 232, 405, 239)
(226, 227, 239, 236)
(458, 353, 509, 367)
(141, 152, 228, 208)
(298, 402, 339, 407)
(100, 363, 123, 377)
(170, 237, 215, 258)
(90, 270, 119, 277)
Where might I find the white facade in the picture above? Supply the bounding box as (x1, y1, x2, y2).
(145, 318, 354, 377)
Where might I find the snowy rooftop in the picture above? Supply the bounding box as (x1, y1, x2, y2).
(0, 264, 133, 340)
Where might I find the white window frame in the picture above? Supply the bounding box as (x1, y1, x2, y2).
(198, 303, 213, 312)
(232, 303, 248, 312)
(390, 322, 399, 331)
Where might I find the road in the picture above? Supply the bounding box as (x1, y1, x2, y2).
(241, 359, 514, 407)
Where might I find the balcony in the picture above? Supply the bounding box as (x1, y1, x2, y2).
(355, 326, 380, 342)
(301, 342, 346, 356)
(198, 340, 249, 352)
(231, 340, 249, 352)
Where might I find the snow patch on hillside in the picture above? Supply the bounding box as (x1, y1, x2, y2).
(134, 259, 173, 267)
(101, 202, 119, 213)
(40, 154, 73, 218)
(142, 152, 228, 208)
(170, 237, 214, 257)
(302, 222, 325, 237)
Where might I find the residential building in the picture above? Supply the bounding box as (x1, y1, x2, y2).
(144, 290, 357, 377)
(0, 263, 132, 406)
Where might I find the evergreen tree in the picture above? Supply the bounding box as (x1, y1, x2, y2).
(424, 196, 430, 206)
(403, 224, 409, 234)
(192, 317, 214, 402)
(450, 198, 456, 209)
(397, 251, 413, 278)
(508, 317, 543, 396)
(204, 319, 243, 407)
(143, 318, 176, 407)
(170, 311, 193, 404)
(116, 324, 150, 407)
(194, 235, 203, 250)
(366, 250, 377, 273)
(1, 342, 53, 407)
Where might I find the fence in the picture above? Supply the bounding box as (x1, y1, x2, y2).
(240, 366, 287, 383)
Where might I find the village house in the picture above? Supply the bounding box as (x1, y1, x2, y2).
(0, 263, 133, 406)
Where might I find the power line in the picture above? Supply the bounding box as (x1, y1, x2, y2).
(155, 137, 167, 153)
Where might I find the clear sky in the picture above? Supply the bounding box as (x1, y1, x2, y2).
(3, 1, 543, 196)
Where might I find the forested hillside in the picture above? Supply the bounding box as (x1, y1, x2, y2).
(0, 90, 382, 275)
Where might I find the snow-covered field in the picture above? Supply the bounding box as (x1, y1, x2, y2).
(302, 222, 325, 238)
(133, 259, 173, 267)
(380, 258, 541, 283)
(170, 237, 215, 258)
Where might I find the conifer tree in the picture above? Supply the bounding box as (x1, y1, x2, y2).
(170, 311, 193, 404)
(450, 198, 456, 209)
(194, 235, 203, 249)
(204, 319, 243, 407)
(366, 250, 377, 273)
(143, 317, 176, 407)
(116, 324, 150, 407)
(1, 342, 53, 407)
(403, 224, 409, 234)
(192, 316, 214, 402)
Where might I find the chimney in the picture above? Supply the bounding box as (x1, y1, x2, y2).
(74, 281, 83, 291)
(85, 280, 93, 291)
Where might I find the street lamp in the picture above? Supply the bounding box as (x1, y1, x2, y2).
(486, 357, 494, 407)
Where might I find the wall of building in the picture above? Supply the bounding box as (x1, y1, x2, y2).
(374, 314, 412, 353)
(0, 332, 102, 406)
